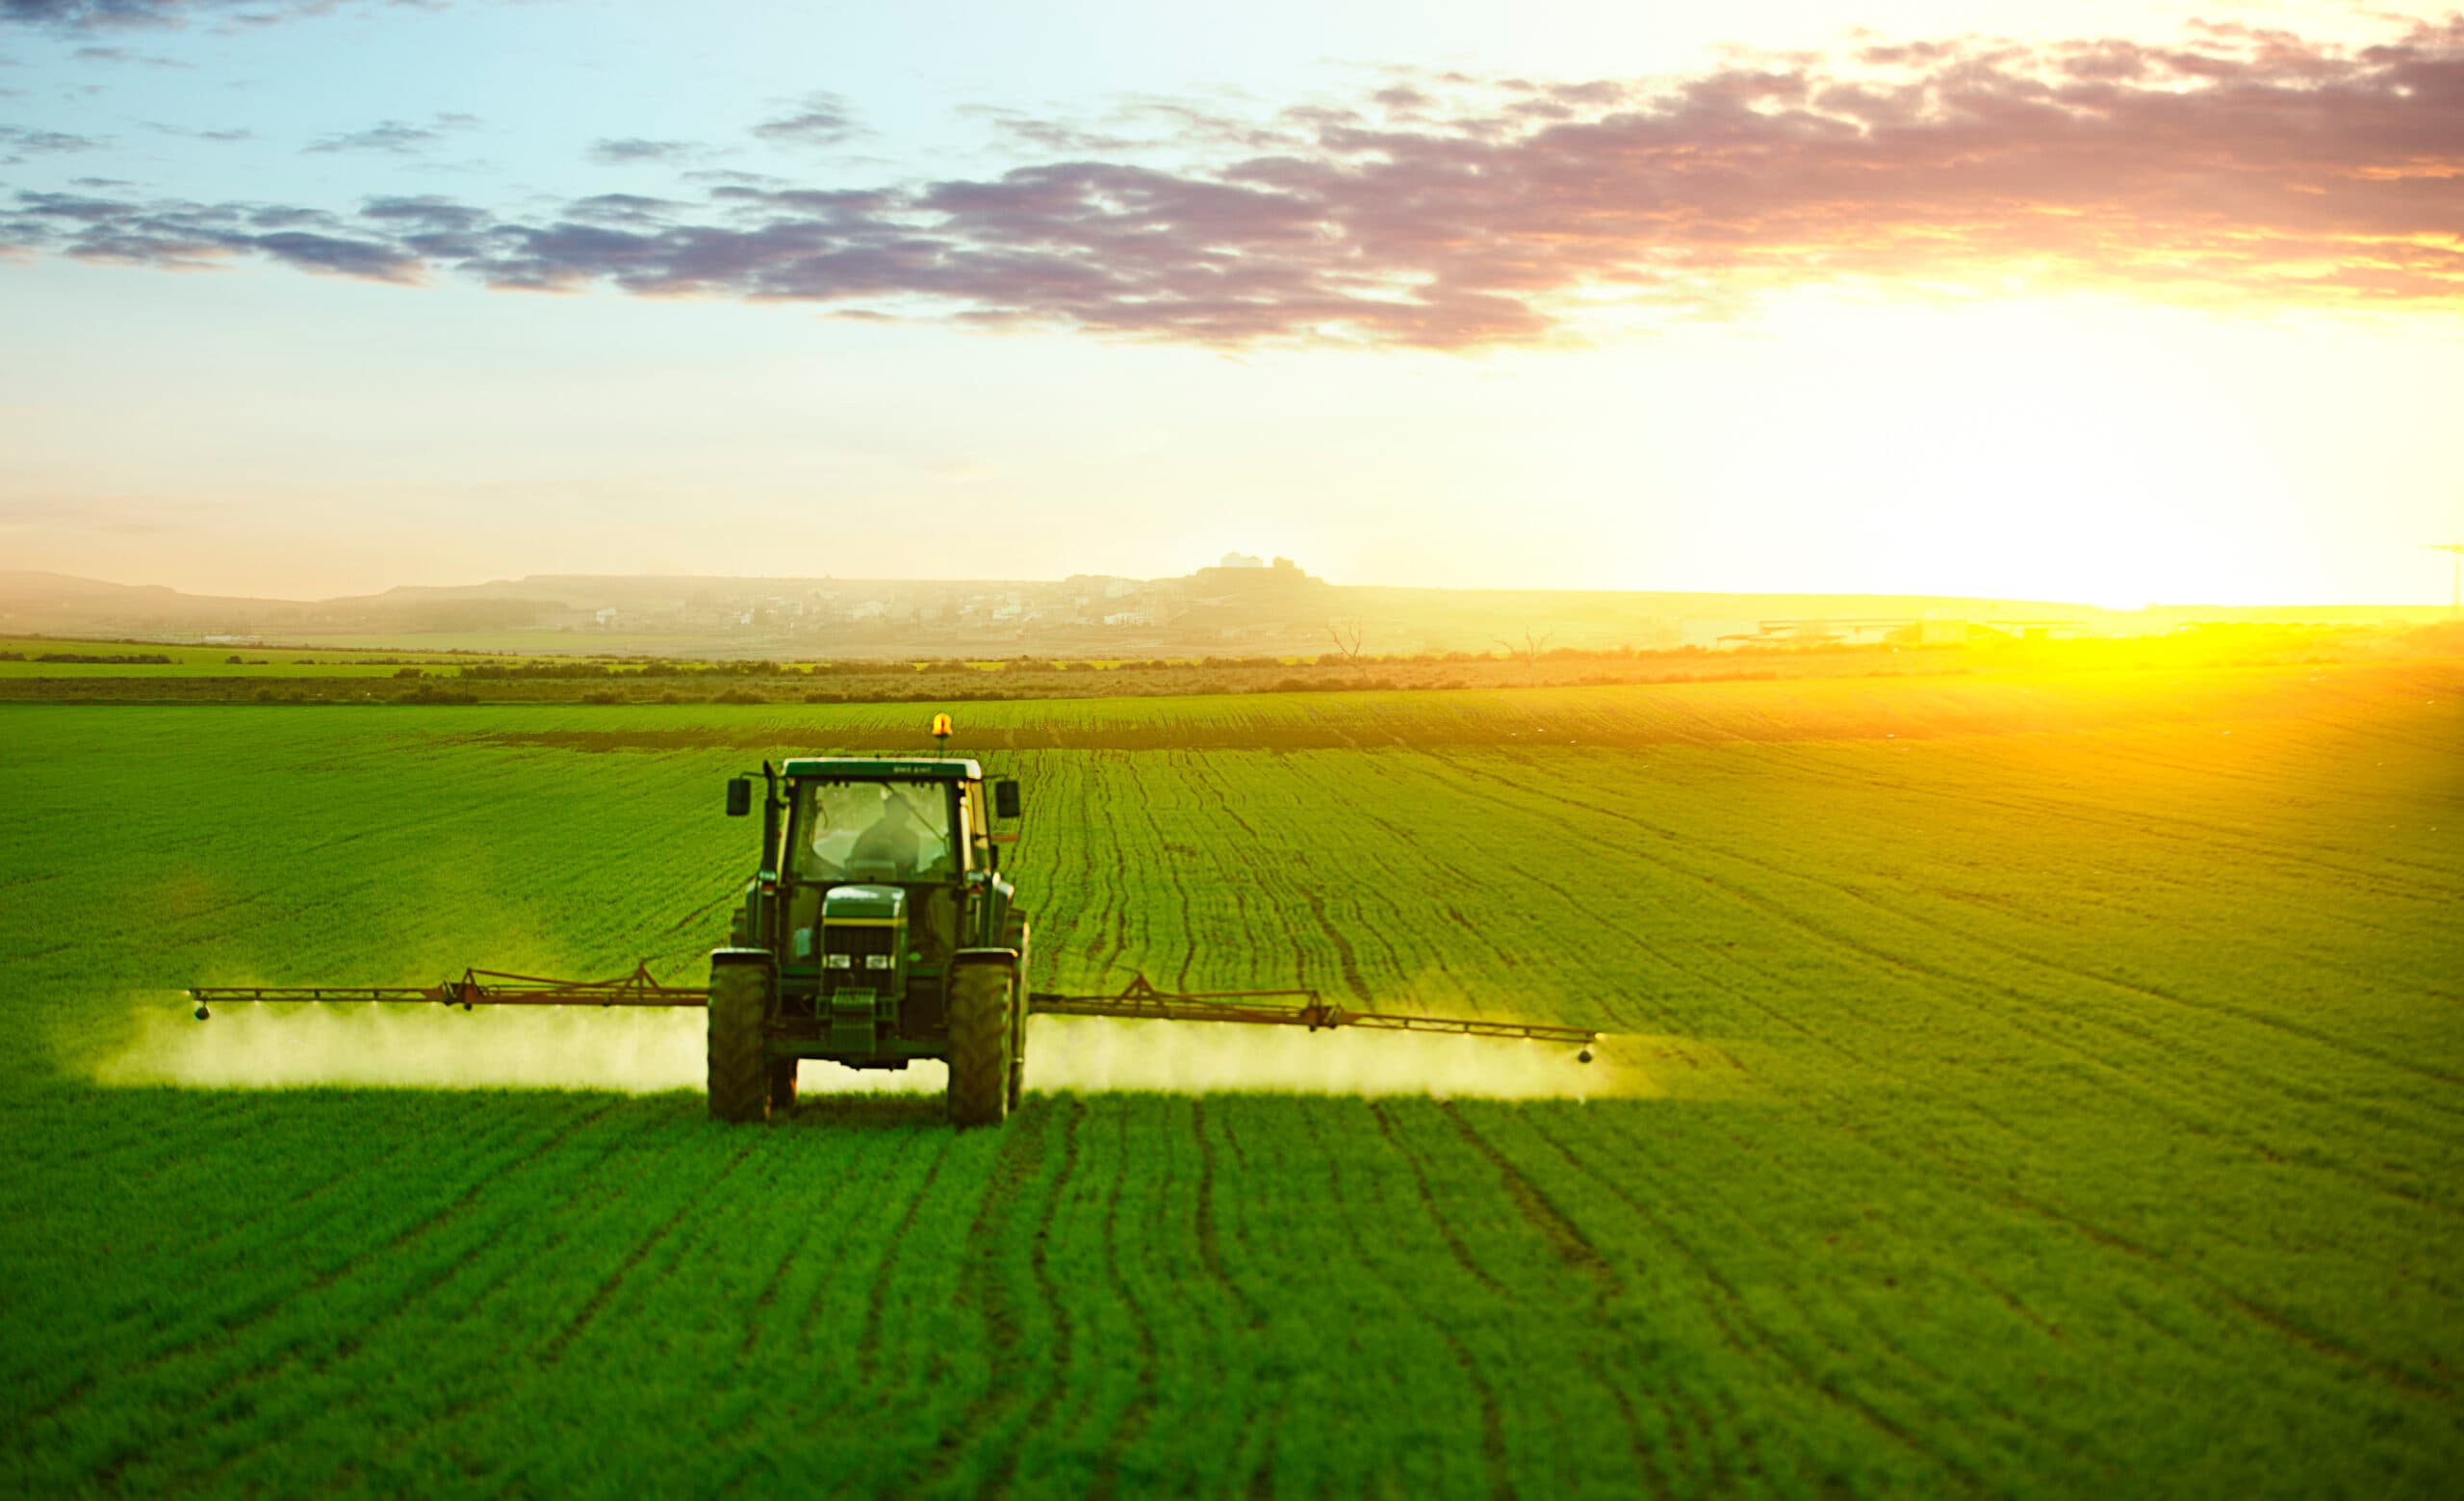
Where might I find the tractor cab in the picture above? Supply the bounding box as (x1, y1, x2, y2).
(773, 758, 1003, 977)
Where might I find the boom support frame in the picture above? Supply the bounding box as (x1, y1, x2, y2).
(1026, 973, 1601, 1049)
(187, 963, 705, 1020)
(190, 967, 1602, 1057)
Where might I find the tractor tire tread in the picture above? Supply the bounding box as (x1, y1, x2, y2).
(708, 962, 769, 1124)
(948, 963, 1012, 1128)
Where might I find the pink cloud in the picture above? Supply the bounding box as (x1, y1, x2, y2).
(6, 16, 2460, 348)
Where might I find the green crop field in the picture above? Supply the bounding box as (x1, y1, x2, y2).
(2, 661, 2458, 1496)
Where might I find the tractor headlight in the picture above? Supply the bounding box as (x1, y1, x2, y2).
(864, 953, 894, 970)
(824, 953, 853, 970)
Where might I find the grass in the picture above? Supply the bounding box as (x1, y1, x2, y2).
(0, 660, 2457, 1495)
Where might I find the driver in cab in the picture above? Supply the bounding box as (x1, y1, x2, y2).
(850, 789, 924, 876)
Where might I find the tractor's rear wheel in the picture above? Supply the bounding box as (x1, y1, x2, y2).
(947, 963, 1013, 1128)
(707, 962, 769, 1124)
(767, 1058, 798, 1114)
(1003, 910, 1031, 1111)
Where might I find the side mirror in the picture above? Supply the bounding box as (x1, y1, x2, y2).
(726, 777, 753, 817)
(993, 778, 1021, 820)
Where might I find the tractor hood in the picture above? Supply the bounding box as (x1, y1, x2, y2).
(822, 885, 907, 922)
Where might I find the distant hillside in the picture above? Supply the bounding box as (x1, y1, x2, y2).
(0, 568, 2445, 660)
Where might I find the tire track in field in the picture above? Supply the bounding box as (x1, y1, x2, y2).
(1449, 754, 2464, 1185)
(1951, 1162, 2454, 1403)
(709, 1130, 956, 1501)
(1658, 1112, 2091, 1480)
(1715, 914, 2464, 1226)
(1370, 1101, 1665, 1498)
(36, 1099, 606, 1418)
(1196, 1103, 1297, 1501)
(1344, 801, 1529, 994)
(904, 1100, 1078, 1500)
(1740, 735, 2459, 893)
(349, 1135, 801, 1498)
(850, 1134, 962, 1385)
(172, 1119, 716, 1495)
(1436, 1102, 1622, 1295)
(24, 1091, 267, 1171)
(1087, 1108, 1161, 1501)
(1695, 807, 2464, 1109)
(1114, 754, 1200, 992)
(534, 1139, 757, 1368)
(1646, 939, 2406, 1412)
(4, 1102, 443, 1398)
(94, 1100, 659, 1494)
(1189, 1100, 1266, 1329)
(1435, 1112, 1681, 1488)
(1296, 880, 1373, 1004)
(1097, 755, 1137, 971)
(1296, 1100, 1512, 1501)
(1469, 1108, 1735, 1488)
(742, 1131, 927, 1361)
(1289, 757, 1466, 992)
(1474, 750, 2464, 1098)
(974, 1099, 1086, 1501)
(1171, 759, 1311, 995)
(1519, 1108, 1986, 1493)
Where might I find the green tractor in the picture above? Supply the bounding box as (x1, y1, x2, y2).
(185, 717, 1604, 1126)
(710, 755, 1028, 1126)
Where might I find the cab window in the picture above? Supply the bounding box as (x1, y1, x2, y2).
(791, 781, 956, 882)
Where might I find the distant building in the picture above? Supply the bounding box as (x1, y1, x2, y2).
(1219, 552, 1265, 569)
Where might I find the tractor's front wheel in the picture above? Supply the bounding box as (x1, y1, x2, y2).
(947, 963, 1013, 1128)
(707, 961, 770, 1124)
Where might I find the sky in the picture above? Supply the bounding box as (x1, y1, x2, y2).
(1, 0, 2459, 608)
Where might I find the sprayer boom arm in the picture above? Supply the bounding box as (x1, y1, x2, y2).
(188, 964, 705, 1018)
(1026, 973, 1602, 1048)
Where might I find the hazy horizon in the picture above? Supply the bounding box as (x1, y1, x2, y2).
(4, 2, 2460, 608)
(11, 558, 2455, 616)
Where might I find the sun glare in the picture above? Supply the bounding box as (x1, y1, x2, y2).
(1569, 291, 2324, 606)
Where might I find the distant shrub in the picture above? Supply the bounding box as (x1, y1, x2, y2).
(711, 688, 765, 705)
(580, 690, 623, 705)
